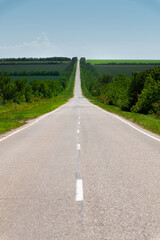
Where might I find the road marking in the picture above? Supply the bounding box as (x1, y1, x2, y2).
(77, 129, 80, 134)
(78, 122, 80, 125)
(78, 116, 80, 119)
(94, 105, 160, 143)
(77, 144, 81, 150)
(76, 179, 83, 201)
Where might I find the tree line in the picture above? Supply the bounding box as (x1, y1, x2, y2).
(0, 58, 77, 104)
(0, 57, 71, 62)
(1, 70, 60, 76)
(80, 58, 160, 116)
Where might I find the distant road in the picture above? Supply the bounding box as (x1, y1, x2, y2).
(0, 61, 160, 240)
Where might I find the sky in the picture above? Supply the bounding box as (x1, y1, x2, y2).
(0, 0, 160, 59)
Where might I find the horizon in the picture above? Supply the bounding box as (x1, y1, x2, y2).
(1, 57, 160, 60)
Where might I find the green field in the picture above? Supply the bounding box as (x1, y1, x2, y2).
(0, 61, 77, 134)
(12, 76, 59, 83)
(0, 62, 69, 84)
(86, 59, 160, 77)
(0, 63, 68, 73)
(87, 59, 160, 65)
(94, 64, 158, 77)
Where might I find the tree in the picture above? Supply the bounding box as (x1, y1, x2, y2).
(131, 77, 160, 114)
(0, 74, 15, 103)
(14, 78, 27, 103)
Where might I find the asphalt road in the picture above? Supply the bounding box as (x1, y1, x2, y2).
(1, 61, 160, 240)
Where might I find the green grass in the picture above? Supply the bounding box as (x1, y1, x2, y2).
(80, 66, 160, 136)
(0, 63, 77, 134)
(94, 64, 158, 77)
(87, 59, 160, 65)
(0, 63, 68, 73)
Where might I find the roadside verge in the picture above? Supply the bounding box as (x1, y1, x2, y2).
(0, 62, 77, 135)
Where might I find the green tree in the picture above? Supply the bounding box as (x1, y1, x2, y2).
(14, 78, 27, 103)
(0, 74, 16, 103)
(131, 76, 160, 114)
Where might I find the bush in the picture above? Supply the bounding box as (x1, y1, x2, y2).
(0, 75, 16, 103)
(106, 74, 131, 110)
(131, 77, 160, 114)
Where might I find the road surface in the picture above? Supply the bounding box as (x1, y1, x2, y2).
(0, 61, 160, 240)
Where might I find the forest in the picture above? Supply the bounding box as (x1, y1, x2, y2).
(1, 71, 60, 77)
(0, 57, 71, 63)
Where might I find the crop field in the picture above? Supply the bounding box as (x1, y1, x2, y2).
(0, 63, 68, 73)
(87, 59, 160, 65)
(86, 59, 160, 76)
(94, 64, 159, 77)
(12, 76, 59, 83)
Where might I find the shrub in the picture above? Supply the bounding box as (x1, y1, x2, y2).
(131, 77, 160, 114)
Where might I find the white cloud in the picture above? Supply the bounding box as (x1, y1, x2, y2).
(0, 32, 56, 57)
(21, 32, 54, 48)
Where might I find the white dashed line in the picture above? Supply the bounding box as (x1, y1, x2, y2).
(77, 129, 80, 134)
(77, 144, 81, 150)
(76, 179, 83, 201)
(78, 122, 80, 125)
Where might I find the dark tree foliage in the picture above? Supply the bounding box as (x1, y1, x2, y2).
(0, 74, 15, 103)
(0, 57, 71, 62)
(128, 70, 150, 107)
(80, 58, 160, 116)
(1, 71, 60, 77)
(80, 58, 99, 95)
(0, 57, 77, 104)
(59, 57, 77, 89)
(0, 57, 72, 65)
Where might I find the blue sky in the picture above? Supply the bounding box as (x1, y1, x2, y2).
(0, 0, 160, 59)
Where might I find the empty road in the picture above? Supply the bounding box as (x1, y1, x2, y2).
(1, 61, 160, 240)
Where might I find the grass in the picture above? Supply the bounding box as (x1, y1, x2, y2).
(0, 63, 68, 73)
(80, 67, 160, 136)
(0, 63, 77, 134)
(94, 64, 158, 77)
(87, 59, 160, 65)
